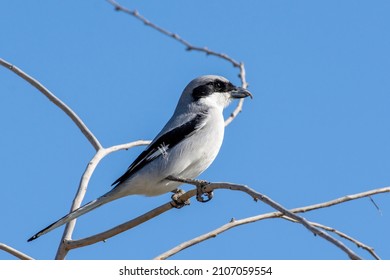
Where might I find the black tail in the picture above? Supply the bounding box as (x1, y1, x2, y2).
(27, 194, 111, 242)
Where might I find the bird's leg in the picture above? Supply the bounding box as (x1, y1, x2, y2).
(170, 188, 190, 209)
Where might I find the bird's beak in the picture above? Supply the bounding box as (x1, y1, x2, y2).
(230, 87, 253, 99)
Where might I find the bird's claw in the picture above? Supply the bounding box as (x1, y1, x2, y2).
(196, 181, 213, 203)
(170, 188, 190, 209)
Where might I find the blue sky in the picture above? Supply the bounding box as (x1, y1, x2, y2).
(1, 0, 389, 260)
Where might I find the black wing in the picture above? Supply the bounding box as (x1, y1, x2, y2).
(111, 113, 206, 187)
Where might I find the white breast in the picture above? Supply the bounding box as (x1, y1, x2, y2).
(119, 108, 225, 197)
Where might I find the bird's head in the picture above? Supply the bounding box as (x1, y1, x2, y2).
(177, 75, 252, 112)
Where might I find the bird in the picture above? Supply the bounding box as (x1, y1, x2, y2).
(27, 75, 252, 242)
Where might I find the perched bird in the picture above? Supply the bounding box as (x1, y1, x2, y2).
(28, 75, 252, 241)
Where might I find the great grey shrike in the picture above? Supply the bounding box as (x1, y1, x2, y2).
(28, 75, 252, 241)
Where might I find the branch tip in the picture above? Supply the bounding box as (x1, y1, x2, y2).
(105, 0, 248, 126)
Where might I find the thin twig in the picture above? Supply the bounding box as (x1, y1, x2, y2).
(196, 180, 363, 259)
(155, 186, 389, 259)
(281, 216, 381, 260)
(0, 243, 34, 260)
(224, 63, 249, 126)
(156, 181, 390, 260)
(106, 0, 249, 126)
(106, 0, 241, 68)
(65, 189, 196, 250)
(0, 58, 102, 151)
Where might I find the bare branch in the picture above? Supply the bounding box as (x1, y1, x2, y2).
(281, 216, 381, 260)
(155, 184, 389, 260)
(0, 56, 154, 259)
(0, 243, 34, 260)
(106, 0, 241, 68)
(0, 58, 102, 151)
(55, 140, 150, 260)
(224, 63, 249, 126)
(106, 0, 249, 126)
(295, 187, 390, 213)
(65, 189, 196, 250)
(184, 180, 363, 259)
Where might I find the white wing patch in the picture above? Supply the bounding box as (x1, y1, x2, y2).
(147, 142, 169, 161)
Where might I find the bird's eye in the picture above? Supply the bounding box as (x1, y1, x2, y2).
(214, 80, 225, 91)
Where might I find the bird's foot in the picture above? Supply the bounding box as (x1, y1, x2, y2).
(166, 176, 214, 203)
(193, 179, 213, 203)
(170, 188, 190, 209)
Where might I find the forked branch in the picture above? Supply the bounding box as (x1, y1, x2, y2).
(154, 183, 389, 260)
